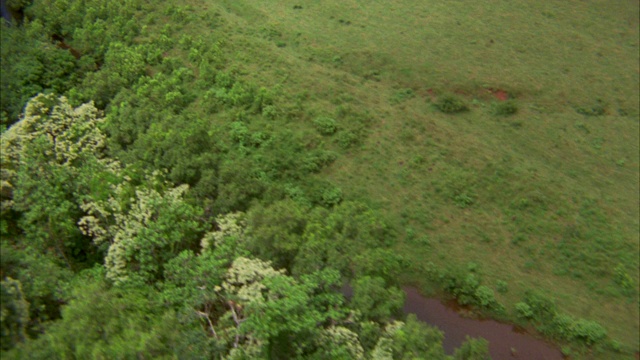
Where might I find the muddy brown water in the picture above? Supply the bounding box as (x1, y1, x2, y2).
(342, 284, 563, 359)
(402, 286, 564, 359)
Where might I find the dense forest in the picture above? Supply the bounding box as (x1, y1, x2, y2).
(1, 0, 638, 359)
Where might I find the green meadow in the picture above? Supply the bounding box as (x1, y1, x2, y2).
(1, 0, 638, 358)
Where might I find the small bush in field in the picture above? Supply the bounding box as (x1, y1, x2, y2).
(515, 302, 534, 319)
(336, 130, 359, 148)
(434, 95, 468, 113)
(496, 280, 508, 294)
(321, 186, 342, 207)
(313, 116, 338, 135)
(576, 99, 606, 116)
(492, 100, 518, 116)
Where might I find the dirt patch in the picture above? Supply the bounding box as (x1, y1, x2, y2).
(487, 88, 510, 101)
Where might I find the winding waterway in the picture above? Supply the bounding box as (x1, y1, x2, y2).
(343, 284, 563, 359)
(402, 286, 563, 359)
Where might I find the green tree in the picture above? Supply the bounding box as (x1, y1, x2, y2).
(246, 199, 307, 270)
(0, 277, 30, 351)
(370, 316, 448, 360)
(8, 268, 181, 359)
(0, 22, 79, 126)
(1, 94, 117, 268)
(293, 202, 391, 277)
(215, 257, 348, 358)
(350, 276, 405, 323)
(0, 241, 73, 338)
(454, 336, 491, 360)
(79, 177, 205, 284)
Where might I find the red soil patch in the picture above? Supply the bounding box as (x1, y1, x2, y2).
(487, 88, 510, 101)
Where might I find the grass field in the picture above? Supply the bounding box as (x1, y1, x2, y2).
(173, 0, 639, 356)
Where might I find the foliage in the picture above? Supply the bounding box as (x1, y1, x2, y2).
(434, 95, 468, 113)
(6, 0, 32, 11)
(576, 100, 606, 116)
(0, 277, 29, 350)
(0, 241, 72, 338)
(9, 268, 180, 359)
(612, 263, 635, 296)
(350, 276, 404, 323)
(515, 302, 533, 320)
(453, 336, 491, 360)
(389, 88, 415, 104)
(518, 290, 609, 347)
(292, 202, 391, 277)
(0, 22, 79, 126)
(495, 280, 508, 294)
(440, 267, 504, 314)
(79, 176, 205, 284)
(313, 116, 338, 135)
(491, 100, 518, 116)
(313, 326, 365, 359)
(246, 199, 307, 270)
(1, 94, 116, 268)
(1, 0, 637, 358)
(370, 316, 448, 360)
(217, 257, 348, 357)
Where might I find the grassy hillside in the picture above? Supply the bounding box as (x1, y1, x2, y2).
(200, 0, 639, 355)
(1, 0, 637, 358)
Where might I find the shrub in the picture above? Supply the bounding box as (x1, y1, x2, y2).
(434, 95, 468, 114)
(576, 100, 606, 116)
(613, 263, 634, 295)
(336, 130, 359, 149)
(515, 302, 533, 320)
(302, 151, 337, 173)
(262, 105, 278, 119)
(389, 88, 415, 104)
(522, 290, 556, 322)
(321, 186, 343, 207)
(549, 313, 574, 339)
(454, 336, 490, 360)
(474, 285, 496, 308)
(492, 100, 518, 116)
(570, 319, 607, 345)
(496, 280, 508, 294)
(313, 116, 338, 135)
(454, 193, 475, 208)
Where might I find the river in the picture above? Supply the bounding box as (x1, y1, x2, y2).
(342, 284, 563, 359)
(0, 0, 10, 23)
(402, 286, 563, 359)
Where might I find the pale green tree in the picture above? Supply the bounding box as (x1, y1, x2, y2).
(79, 176, 204, 283)
(0, 94, 118, 267)
(370, 316, 449, 360)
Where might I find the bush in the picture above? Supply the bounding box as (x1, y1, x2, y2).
(434, 95, 468, 114)
(336, 130, 359, 149)
(515, 302, 534, 320)
(474, 285, 496, 308)
(496, 280, 508, 294)
(613, 263, 634, 295)
(522, 290, 556, 322)
(321, 186, 343, 207)
(389, 88, 415, 104)
(302, 151, 337, 173)
(492, 100, 518, 116)
(570, 319, 607, 345)
(313, 116, 338, 135)
(454, 336, 490, 360)
(576, 100, 606, 116)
